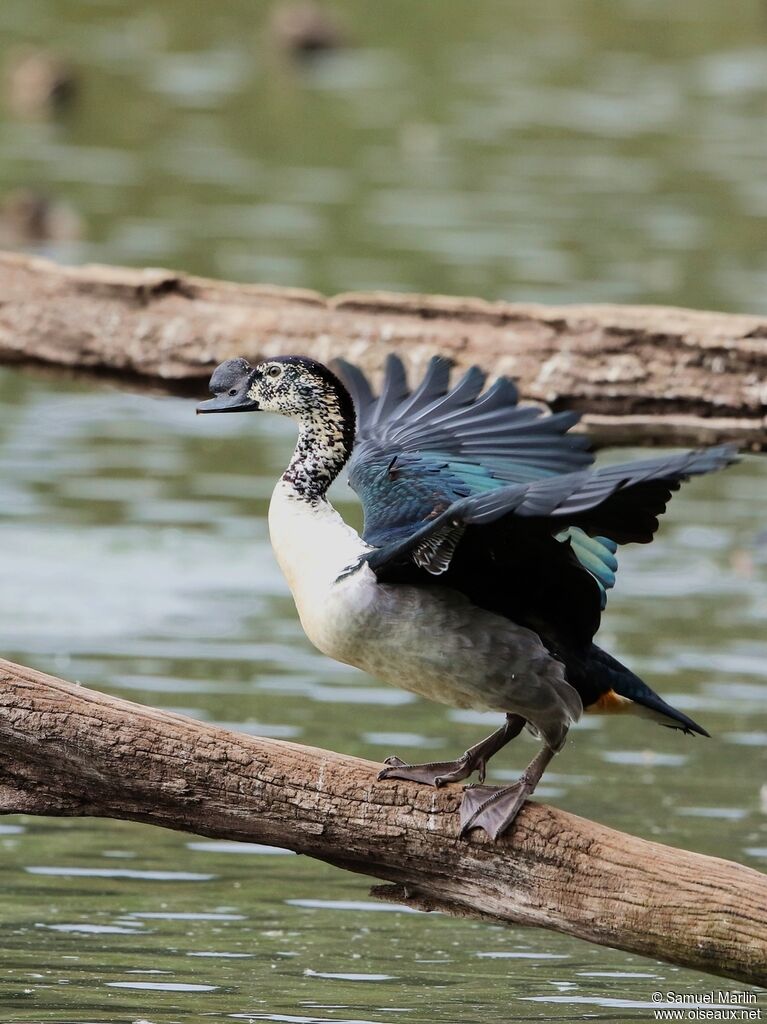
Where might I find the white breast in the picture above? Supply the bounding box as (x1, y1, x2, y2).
(267, 479, 581, 749)
(267, 480, 376, 659)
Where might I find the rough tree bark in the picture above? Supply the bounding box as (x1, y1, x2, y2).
(0, 252, 764, 449)
(1, 658, 765, 986)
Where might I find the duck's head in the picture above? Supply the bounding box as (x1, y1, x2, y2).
(198, 355, 356, 497)
(197, 355, 351, 418)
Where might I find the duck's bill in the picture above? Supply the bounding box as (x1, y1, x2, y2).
(197, 357, 260, 414)
(196, 391, 260, 414)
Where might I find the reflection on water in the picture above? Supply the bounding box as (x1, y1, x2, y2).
(0, 365, 765, 1021)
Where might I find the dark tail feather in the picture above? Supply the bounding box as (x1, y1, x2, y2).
(591, 645, 709, 737)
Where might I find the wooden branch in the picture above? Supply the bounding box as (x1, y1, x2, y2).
(1, 658, 765, 985)
(0, 252, 764, 450)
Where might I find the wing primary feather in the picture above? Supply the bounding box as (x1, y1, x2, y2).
(470, 375, 519, 411)
(332, 359, 376, 429)
(390, 356, 452, 420)
(369, 354, 410, 427)
(390, 364, 487, 432)
(441, 365, 487, 406)
(418, 404, 543, 435)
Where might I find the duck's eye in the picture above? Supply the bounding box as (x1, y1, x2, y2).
(228, 388, 238, 396)
(267, 365, 282, 379)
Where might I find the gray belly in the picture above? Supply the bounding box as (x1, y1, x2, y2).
(322, 571, 582, 752)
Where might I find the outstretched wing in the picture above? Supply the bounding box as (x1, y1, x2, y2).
(334, 353, 593, 539)
(335, 356, 736, 627)
(361, 444, 737, 576)
(357, 443, 737, 648)
(335, 353, 622, 603)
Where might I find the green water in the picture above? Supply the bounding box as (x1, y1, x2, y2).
(0, 0, 766, 1021)
(1, 371, 765, 1022)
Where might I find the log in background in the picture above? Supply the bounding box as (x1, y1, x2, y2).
(1, 658, 765, 987)
(0, 251, 764, 449)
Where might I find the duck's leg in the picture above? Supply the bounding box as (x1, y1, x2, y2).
(458, 743, 556, 839)
(378, 714, 525, 788)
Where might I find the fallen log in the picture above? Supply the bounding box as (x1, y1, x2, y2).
(0, 252, 764, 450)
(1, 657, 764, 986)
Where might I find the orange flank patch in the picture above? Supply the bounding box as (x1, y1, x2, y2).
(586, 689, 634, 714)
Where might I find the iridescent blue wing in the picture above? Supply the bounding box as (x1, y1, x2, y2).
(334, 354, 593, 548)
(359, 444, 738, 584)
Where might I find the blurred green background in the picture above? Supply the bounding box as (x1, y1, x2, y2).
(2, 0, 767, 308)
(0, 1, 766, 1022)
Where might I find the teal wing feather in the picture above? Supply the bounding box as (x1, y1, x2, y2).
(556, 528, 618, 610)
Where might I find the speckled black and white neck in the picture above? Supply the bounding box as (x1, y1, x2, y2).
(244, 356, 356, 504)
(282, 394, 355, 502)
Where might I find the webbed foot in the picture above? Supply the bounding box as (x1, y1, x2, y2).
(458, 743, 557, 840)
(377, 715, 526, 789)
(378, 753, 480, 788)
(458, 782, 532, 838)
